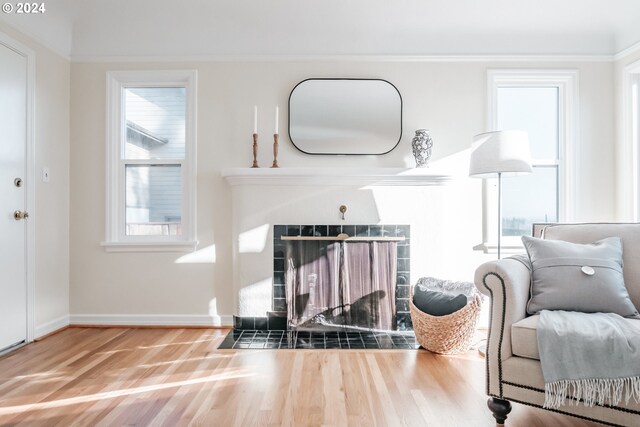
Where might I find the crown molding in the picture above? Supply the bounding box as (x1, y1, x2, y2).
(70, 53, 615, 64)
(0, 19, 70, 60)
(614, 40, 640, 62)
(5, 13, 640, 64)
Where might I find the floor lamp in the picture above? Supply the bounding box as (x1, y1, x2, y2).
(469, 130, 533, 259)
(469, 131, 532, 357)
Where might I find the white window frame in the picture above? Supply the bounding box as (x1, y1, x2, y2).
(102, 70, 198, 252)
(622, 59, 640, 221)
(481, 69, 578, 252)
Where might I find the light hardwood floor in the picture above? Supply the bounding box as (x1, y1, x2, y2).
(0, 327, 598, 426)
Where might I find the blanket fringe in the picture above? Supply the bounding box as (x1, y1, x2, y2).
(544, 376, 640, 409)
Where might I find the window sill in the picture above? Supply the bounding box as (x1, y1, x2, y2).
(473, 242, 526, 255)
(100, 241, 198, 253)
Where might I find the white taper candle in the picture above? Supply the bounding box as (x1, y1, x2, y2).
(253, 106, 257, 134)
(275, 106, 279, 134)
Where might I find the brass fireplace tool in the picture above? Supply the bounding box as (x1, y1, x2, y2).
(251, 133, 259, 168)
(271, 133, 279, 168)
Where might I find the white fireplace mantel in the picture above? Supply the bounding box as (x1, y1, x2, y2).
(221, 167, 455, 186)
(224, 164, 476, 317)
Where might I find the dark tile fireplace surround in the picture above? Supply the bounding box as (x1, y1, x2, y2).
(233, 224, 411, 331)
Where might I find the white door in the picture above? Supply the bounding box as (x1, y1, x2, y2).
(0, 42, 28, 352)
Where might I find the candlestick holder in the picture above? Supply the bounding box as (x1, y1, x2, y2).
(251, 133, 259, 168)
(271, 133, 279, 168)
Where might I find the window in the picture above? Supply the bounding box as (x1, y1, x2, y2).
(498, 87, 559, 235)
(623, 59, 640, 221)
(484, 70, 577, 249)
(103, 71, 197, 251)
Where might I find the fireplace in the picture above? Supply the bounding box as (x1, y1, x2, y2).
(273, 224, 411, 331)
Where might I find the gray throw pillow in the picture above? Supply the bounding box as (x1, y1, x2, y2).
(522, 236, 639, 318)
(413, 286, 467, 316)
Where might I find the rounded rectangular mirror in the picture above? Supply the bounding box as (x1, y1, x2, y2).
(288, 78, 402, 155)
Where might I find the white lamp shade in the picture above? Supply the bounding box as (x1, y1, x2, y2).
(469, 130, 533, 177)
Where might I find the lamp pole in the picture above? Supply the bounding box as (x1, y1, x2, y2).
(497, 172, 502, 260)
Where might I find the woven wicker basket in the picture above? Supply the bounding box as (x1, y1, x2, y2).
(410, 292, 482, 354)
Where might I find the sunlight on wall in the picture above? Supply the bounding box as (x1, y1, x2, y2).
(209, 298, 221, 326)
(238, 224, 270, 253)
(426, 148, 472, 174)
(238, 278, 272, 316)
(175, 244, 216, 264)
(369, 187, 417, 220)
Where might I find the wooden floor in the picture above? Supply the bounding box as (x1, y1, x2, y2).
(0, 328, 598, 427)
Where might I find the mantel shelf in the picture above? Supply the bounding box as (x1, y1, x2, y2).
(281, 235, 405, 242)
(221, 167, 455, 186)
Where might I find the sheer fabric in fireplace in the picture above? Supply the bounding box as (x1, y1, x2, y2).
(285, 240, 397, 331)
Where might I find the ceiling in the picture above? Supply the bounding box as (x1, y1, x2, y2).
(2, 0, 640, 60)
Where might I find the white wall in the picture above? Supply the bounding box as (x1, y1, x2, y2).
(0, 23, 71, 337)
(69, 59, 615, 323)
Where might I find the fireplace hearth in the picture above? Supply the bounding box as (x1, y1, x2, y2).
(218, 329, 419, 350)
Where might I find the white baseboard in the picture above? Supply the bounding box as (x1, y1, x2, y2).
(35, 315, 70, 339)
(69, 314, 233, 327)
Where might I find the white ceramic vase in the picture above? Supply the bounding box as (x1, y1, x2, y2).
(411, 129, 433, 168)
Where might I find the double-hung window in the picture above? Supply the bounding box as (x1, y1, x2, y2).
(623, 60, 640, 220)
(103, 70, 197, 252)
(484, 70, 577, 249)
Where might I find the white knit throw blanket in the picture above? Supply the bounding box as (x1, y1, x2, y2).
(537, 310, 640, 409)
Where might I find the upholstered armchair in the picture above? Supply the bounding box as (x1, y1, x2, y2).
(474, 223, 640, 426)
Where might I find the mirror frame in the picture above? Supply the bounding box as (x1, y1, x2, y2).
(287, 78, 403, 155)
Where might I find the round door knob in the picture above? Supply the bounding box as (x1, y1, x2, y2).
(14, 210, 29, 220)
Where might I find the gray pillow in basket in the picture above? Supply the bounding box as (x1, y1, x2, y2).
(522, 236, 639, 318)
(413, 286, 467, 316)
